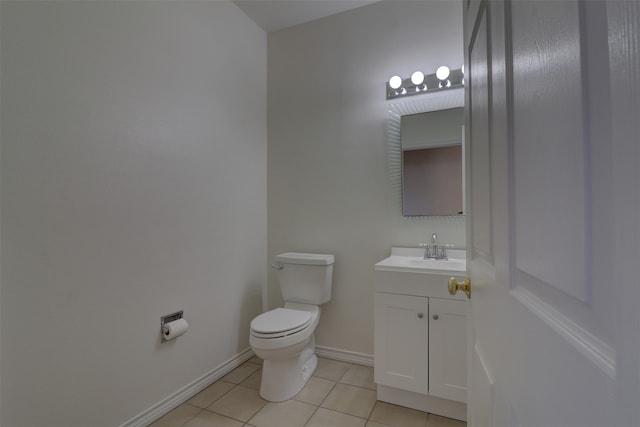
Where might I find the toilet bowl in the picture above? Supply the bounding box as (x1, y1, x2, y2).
(250, 303, 320, 401)
(249, 252, 334, 402)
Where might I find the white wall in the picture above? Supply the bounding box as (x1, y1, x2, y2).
(268, 0, 465, 355)
(0, 1, 266, 425)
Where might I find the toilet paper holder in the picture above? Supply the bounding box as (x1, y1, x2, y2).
(161, 310, 184, 342)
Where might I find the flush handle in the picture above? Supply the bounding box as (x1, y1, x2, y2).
(271, 262, 284, 270)
(448, 277, 471, 299)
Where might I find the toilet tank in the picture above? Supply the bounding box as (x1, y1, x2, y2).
(275, 252, 335, 305)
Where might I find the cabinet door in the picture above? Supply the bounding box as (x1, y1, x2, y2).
(429, 298, 467, 402)
(374, 292, 428, 394)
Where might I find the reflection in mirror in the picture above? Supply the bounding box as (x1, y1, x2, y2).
(387, 88, 465, 218)
(401, 108, 464, 216)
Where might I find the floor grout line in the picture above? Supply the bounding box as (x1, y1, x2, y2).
(300, 403, 320, 427)
(150, 357, 464, 427)
(175, 405, 203, 427)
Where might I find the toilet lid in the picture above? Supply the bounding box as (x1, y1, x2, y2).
(251, 308, 312, 335)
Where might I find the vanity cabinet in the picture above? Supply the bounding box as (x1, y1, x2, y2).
(428, 297, 467, 402)
(374, 293, 429, 394)
(374, 293, 467, 402)
(373, 251, 468, 421)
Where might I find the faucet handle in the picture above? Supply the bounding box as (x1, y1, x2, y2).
(437, 246, 447, 259)
(420, 243, 433, 258)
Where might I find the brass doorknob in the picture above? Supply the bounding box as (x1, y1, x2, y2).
(448, 277, 471, 298)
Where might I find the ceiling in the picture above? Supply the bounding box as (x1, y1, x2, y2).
(233, 0, 383, 33)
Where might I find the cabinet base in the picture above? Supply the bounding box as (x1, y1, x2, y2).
(376, 384, 467, 422)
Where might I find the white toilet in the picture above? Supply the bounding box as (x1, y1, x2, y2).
(250, 252, 334, 402)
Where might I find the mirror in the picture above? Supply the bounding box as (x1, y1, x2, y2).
(388, 88, 464, 217)
(402, 108, 464, 216)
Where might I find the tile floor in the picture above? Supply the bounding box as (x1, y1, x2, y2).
(149, 357, 467, 427)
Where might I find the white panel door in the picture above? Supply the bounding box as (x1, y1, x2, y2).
(464, 1, 640, 426)
(429, 298, 467, 403)
(374, 292, 428, 394)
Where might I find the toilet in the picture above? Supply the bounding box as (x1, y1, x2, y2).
(250, 252, 335, 402)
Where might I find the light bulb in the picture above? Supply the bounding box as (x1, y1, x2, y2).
(411, 71, 425, 85)
(389, 75, 402, 90)
(436, 65, 450, 81)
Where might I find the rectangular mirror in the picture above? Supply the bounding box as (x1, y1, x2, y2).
(387, 88, 465, 217)
(401, 108, 464, 216)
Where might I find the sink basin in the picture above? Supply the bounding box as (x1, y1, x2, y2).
(375, 247, 466, 273)
(405, 257, 465, 270)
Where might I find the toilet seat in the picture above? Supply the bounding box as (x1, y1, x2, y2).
(251, 308, 312, 339)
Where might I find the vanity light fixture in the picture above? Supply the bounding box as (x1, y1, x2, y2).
(389, 75, 405, 94)
(436, 65, 451, 88)
(436, 65, 450, 81)
(389, 75, 402, 89)
(386, 65, 464, 100)
(411, 71, 426, 91)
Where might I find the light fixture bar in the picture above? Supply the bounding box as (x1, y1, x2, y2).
(386, 67, 464, 100)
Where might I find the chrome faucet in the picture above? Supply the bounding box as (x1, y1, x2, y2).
(423, 232, 447, 260)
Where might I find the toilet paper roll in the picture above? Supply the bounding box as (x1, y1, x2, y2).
(162, 318, 188, 340)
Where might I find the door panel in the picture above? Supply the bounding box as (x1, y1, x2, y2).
(469, 6, 492, 260)
(466, 2, 498, 424)
(510, 0, 614, 379)
(607, 2, 640, 425)
(465, 1, 639, 426)
(471, 345, 494, 426)
(512, 0, 588, 303)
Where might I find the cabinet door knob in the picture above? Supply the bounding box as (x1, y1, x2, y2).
(433, 314, 439, 320)
(417, 313, 424, 319)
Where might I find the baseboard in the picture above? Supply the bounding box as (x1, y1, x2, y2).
(119, 347, 255, 427)
(315, 345, 374, 367)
